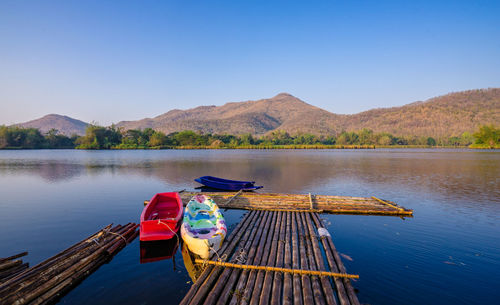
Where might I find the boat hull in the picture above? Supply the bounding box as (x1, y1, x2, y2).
(181, 194, 227, 259)
(195, 176, 263, 191)
(140, 192, 183, 241)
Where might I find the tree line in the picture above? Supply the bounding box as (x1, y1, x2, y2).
(1, 124, 498, 149)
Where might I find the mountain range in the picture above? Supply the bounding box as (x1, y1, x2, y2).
(12, 88, 500, 138)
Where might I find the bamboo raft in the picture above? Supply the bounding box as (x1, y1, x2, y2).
(179, 192, 413, 216)
(181, 210, 360, 305)
(0, 223, 139, 305)
(0, 252, 29, 285)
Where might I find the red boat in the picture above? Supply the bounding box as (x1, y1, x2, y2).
(140, 192, 183, 241)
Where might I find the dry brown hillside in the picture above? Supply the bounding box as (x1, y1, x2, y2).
(15, 114, 88, 136)
(16, 88, 499, 138)
(117, 93, 343, 135)
(117, 88, 500, 138)
(340, 88, 500, 137)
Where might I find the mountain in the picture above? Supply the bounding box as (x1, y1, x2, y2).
(117, 93, 342, 136)
(117, 89, 500, 138)
(15, 114, 89, 136)
(13, 88, 500, 139)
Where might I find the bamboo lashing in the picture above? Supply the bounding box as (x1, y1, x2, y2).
(194, 259, 359, 279)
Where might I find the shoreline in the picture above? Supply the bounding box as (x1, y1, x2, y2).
(1, 145, 499, 150)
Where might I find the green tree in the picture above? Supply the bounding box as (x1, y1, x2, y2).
(460, 132, 474, 146)
(76, 125, 122, 149)
(239, 133, 255, 145)
(358, 129, 375, 145)
(337, 131, 359, 145)
(173, 130, 200, 146)
(473, 125, 500, 147)
(149, 131, 168, 147)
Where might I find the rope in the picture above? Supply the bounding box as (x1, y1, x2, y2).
(91, 238, 100, 246)
(371, 196, 405, 211)
(105, 231, 128, 244)
(225, 190, 243, 205)
(194, 259, 359, 279)
(157, 220, 180, 246)
(234, 249, 247, 264)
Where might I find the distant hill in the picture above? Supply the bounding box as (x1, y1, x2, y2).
(337, 88, 500, 138)
(13, 88, 500, 139)
(15, 114, 88, 136)
(117, 93, 342, 135)
(117, 89, 500, 138)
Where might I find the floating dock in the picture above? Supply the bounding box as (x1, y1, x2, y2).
(180, 192, 413, 217)
(181, 210, 360, 305)
(0, 223, 139, 305)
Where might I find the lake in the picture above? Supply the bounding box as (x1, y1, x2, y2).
(0, 149, 499, 305)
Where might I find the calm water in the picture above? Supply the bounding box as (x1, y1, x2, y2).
(0, 149, 499, 305)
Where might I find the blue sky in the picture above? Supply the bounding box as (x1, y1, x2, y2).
(1, 0, 499, 125)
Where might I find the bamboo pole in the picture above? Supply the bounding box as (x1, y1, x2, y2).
(312, 213, 360, 305)
(186, 211, 262, 305)
(0, 263, 29, 284)
(246, 212, 279, 305)
(259, 211, 283, 305)
(225, 190, 243, 205)
(228, 210, 275, 305)
(0, 224, 114, 291)
(282, 212, 293, 305)
(217, 210, 273, 305)
(2, 224, 137, 305)
(203, 210, 270, 305)
(299, 212, 326, 305)
(304, 212, 337, 305)
(291, 212, 303, 305)
(0, 252, 28, 264)
(297, 212, 314, 305)
(309, 214, 350, 305)
(0, 224, 135, 301)
(29, 255, 109, 305)
(179, 192, 413, 216)
(0, 260, 22, 272)
(179, 210, 257, 305)
(270, 210, 286, 305)
(371, 196, 405, 211)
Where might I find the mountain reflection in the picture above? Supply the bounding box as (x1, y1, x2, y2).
(0, 150, 498, 205)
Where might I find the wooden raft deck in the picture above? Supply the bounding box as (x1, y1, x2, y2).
(180, 192, 413, 217)
(180, 210, 360, 305)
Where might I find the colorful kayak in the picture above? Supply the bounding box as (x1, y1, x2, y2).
(140, 192, 183, 241)
(181, 194, 227, 259)
(194, 176, 263, 191)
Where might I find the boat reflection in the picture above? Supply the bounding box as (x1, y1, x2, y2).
(195, 186, 234, 192)
(139, 238, 179, 264)
(181, 242, 204, 282)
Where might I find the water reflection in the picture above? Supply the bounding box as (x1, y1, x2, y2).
(139, 239, 179, 264)
(181, 242, 203, 282)
(0, 149, 499, 305)
(0, 150, 498, 206)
